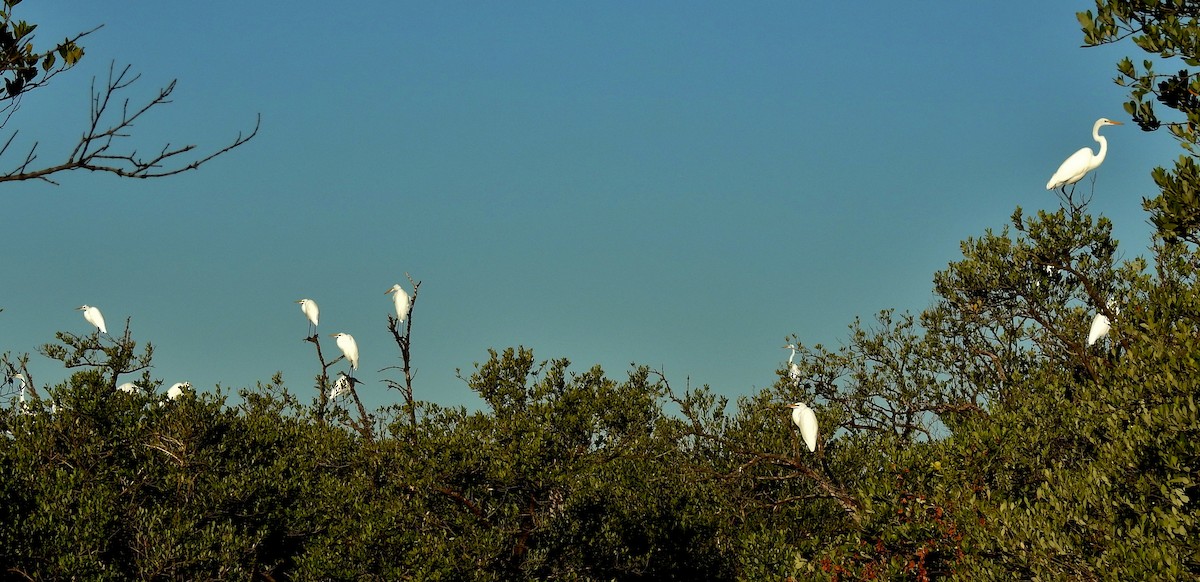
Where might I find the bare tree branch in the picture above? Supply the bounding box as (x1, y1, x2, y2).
(0, 62, 258, 185)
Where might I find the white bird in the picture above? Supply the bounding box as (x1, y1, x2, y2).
(166, 382, 191, 400)
(783, 345, 801, 383)
(385, 284, 411, 322)
(330, 372, 356, 399)
(116, 382, 140, 394)
(1086, 314, 1111, 346)
(296, 298, 319, 335)
(77, 305, 107, 334)
(1087, 300, 1119, 346)
(331, 332, 359, 371)
(787, 401, 819, 453)
(1046, 118, 1123, 191)
(10, 373, 27, 412)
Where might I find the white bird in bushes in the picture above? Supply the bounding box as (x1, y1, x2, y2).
(783, 345, 801, 383)
(167, 382, 191, 400)
(787, 401, 819, 453)
(330, 372, 358, 399)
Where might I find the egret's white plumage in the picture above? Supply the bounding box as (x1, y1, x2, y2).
(1087, 314, 1112, 346)
(11, 373, 27, 409)
(77, 305, 107, 334)
(167, 382, 191, 400)
(386, 284, 411, 322)
(1087, 300, 1120, 346)
(332, 332, 359, 370)
(116, 382, 140, 394)
(296, 298, 319, 333)
(1046, 118, 1122, 190)
(788, 401, 819, 453)
(783, 345, 801, 383)
(330, 372, 355, 399)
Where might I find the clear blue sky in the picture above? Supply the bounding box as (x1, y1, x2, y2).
(0, 2, 1179, 410)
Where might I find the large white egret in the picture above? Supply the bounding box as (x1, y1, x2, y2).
(10, 373, 27, 411)
(331, 332, 359, 371)
(77, 305, 107, 334)
(1087, 300, 1120, 346)
(1087, 314, 1111, 346)
(787, 401, 819, 453)
(330, 372, 357, 399)
(783, 345, 801, 383)
(166, 382, 191, 400)
(296, 298, 319, 335)
(116, 382, 140, 394)
(385, 284, 411, 322)
(1046, 118, 1123, 191)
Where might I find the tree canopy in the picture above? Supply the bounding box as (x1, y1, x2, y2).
(2, 1, 1200, 579)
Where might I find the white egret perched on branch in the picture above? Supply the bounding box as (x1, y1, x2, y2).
(116, 382, 140, 394)
(166, 382, 191, 400)
(296, 298, 319, 336)
(1087, 314, 1111, 346)
(386, 283, 411, 322)
(1087, 300, 1119, 347)
(330, 372, 358, 399)
(783, 345, 801, 383)
(787, 401, 819, 453)
(331, 332, 359, 372)
(10, 373, 27, 412)
(1046, 118, 1123, 191)
(77, 305, 107, 334)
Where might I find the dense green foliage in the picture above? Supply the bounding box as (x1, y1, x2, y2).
(3, 0, 1200, 579)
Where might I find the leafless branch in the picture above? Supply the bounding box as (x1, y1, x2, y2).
(0, 61, 258, 185)
(383, 274, 421, 437)
(303, 333, 334, 422)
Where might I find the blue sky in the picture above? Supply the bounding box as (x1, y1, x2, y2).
(0, 2, 1180, 410)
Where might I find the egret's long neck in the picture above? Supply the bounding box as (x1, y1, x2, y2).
(1091, 124, 1108, 170)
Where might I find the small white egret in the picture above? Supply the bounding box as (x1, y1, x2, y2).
(11, 373, 27, 411)
(385, 284, 411, 322)
(787, 401, 819, 453)
(331, 332, 359, 371)
(166, 382, 191, 400)
(1086, 314, 1110, 346)
(77, 305, 107, 334)
(330, 372, 357, 399)
(1046, 118, 1123, 191)
(116, 382, 140, 394)
(1087, 299, 1121, 347)
(296, 298, 319, 336)
(783, 345, 801, 383)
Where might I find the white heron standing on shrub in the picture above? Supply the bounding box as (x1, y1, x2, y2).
(1087, 300, 1119, 347)
(1046, 118, 1122, 191)
(787, 401, 819, 453)
(386, 283, 411, 322)
(77, 305, 107, 334)
(1086, 313, 1111, 346)
(167, 382, 191, 400)
(330, 372, 357, 399)
(332, 332, 359, 372)
(10, 373, 27, 412)
(783, 345, 801, 383)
